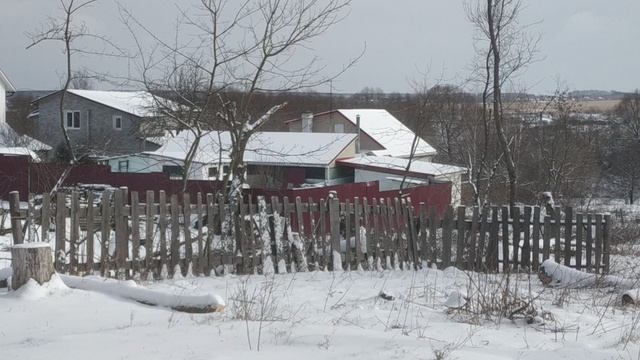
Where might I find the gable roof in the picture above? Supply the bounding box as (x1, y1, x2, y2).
(35, 89, 160, 117)
(141, 131, 357, 168)
(337, 155, 466, 178)
(0, 69, 16, 93)
(286, 109, 437, 158)
(336, 109, 436, 158)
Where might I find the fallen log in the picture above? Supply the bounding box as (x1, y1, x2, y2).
(539, 259, 640, 307)
(60, 275, 225, 313)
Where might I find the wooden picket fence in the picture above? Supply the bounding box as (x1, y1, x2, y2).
(8, 189, 611, 278)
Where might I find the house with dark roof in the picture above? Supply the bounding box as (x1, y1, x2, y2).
(28, 89, 166, 156)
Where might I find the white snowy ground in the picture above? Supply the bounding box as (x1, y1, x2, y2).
(2, 262, 640, 360)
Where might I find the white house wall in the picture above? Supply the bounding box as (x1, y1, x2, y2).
(107, 155, 218, 180)
(0, 82, 6, 123)
(354, 168, 463, 206)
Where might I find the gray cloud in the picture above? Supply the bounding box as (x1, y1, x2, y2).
(1, 0, 639, 94)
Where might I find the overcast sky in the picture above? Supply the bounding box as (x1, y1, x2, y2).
(1, 0, 639, 94)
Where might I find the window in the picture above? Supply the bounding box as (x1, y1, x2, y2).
(334, 123, 345, 133)
(162, 165, 184, 179)
(223, 165, 230, 177)
(208, 167, 218, 178)
(65, 111, 81, 129)
(118, 160, 129, 172)
(113, 115, 123, 130)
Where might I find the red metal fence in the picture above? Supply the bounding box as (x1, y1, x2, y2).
(0, 155, 452, 212)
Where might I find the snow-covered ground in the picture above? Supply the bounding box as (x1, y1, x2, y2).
(2, 262, 640, 360)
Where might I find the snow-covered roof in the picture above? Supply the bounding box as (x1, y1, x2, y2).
(35, 90, 163, 118)
(0, 147, 40, 161)
(67, 90, 159, 117)
(337, 155, 466, 177)
(0, 69, 16, 93)
(140, 131, 357, 167)
(336, 109, 436, 158)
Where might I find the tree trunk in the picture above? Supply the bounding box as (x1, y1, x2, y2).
(10, 243, 55, 290)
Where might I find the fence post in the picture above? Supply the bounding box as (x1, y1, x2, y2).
(9, 191, 23, 245)
(114, 188, 127, 278)
(329, 197, 342, 271)
(603, 214, 611, 273)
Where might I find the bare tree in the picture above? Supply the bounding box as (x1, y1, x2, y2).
(467, 0, 539, 207)
(121, 0, 357, 196)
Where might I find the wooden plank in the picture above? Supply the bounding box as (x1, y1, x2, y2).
(238, 195, 249, 273)
(247, 196, 257, 273)
(114, 189, 127, 276)
(428, 206, 438, 268)
(354, 197, 362, 267)
(456, 206, 466, 268)
(554, 206, 561, 263)
(69, 191, 79, 275)
(183, 193, 193, 271)
(603, 214, 611, 273)
(407, 199, 420, 268)
(512, 206, 520, 270)
(362, 197, 371, 268)
(419, 203, 428, 266)
(476, 206, 489, 271)
(468, 207, 479, 271)
(441, 206, 453, 269)
(131, 192, 140, 275)
(521, 206, 532, 269)
(294, 196, 306, 269)
(282, 196, 292, 268)
(386, 198, 398, 265)
(531, 206, 541, 271)
(489, 207, 499, 272)
(55, 192, 66, 272)
(372, 198, 382, 265)
(100, 191, 111, 276)
(595, 214, 603, 274)
(575, 213, 583, 271)
(501, 206, 509, 272)
(542, 216, 551, 261)
(205, 193, 215, 275)
(394, 198, 404, 266)
(170, 194, 180, 276)
(318, 198, 327, 268)
(564, 206, 573, 267)
(41, 194, 51, 243)
(85, 191, 95, 274)
(586, 214, 593, 273)
(378, 198, 389, 267)
(344, 199, 352, 270)
(145, 191, 155, 274)
(9, 191, 23, 245)
(195, 193, 204, 275)
(329, 198, 341, 270)
(308, 197, 318, 268)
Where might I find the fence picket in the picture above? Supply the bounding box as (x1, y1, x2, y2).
(531, 207, 541, 271)
(145, 191, 155, 275)
(586, 214, 593, 272)
(441, 206, 453, 269)
(468, 207, 479, 271)
(564, 206, 573, 267)
(522, 206, 532, 269)
(85, 192, 95, 274)
(131, 192, 140, 276)
(55, 192, 66, 272)
(456, 206, 466, 268)
(575, 213, 583, 271)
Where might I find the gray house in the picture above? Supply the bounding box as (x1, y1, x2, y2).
(28, 90, 165, 156)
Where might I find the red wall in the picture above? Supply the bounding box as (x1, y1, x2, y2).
(0, 155, 222, 201)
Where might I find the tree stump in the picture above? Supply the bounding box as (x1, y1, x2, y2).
(11, 243, 55, 290)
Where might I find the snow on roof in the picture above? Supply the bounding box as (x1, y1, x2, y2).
(337, 155, 466, 177)
(0, 68, 16, 93)
(0, 147, 41, 161)
(337, 109, 437, 157)
(144, 131, 357, 167)
(66, 90, 160, 117)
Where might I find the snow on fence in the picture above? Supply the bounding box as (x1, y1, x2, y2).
(8, 189, 611, 277)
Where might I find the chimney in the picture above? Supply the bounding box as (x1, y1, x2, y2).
(356, 114, 361, 154)
(301, 111, 313, 133)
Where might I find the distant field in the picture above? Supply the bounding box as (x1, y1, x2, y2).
(575, 99, 620, 112)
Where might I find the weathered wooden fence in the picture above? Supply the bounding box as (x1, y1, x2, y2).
(9, 189, 611, 278)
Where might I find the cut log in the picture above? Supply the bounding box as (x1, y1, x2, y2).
(10, 243, 55, 290)
(60, 275, 225, 313)
(539, 259, 635, 289)
(621, 289, 640, 306)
